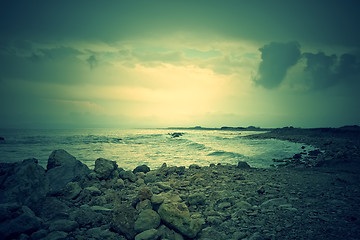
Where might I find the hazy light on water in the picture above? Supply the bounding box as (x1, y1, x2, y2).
(0, 129, 315, 170)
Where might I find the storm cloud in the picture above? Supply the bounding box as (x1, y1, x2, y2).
(254, 42, 301, 89)
(254, 41, 360, 90)
(303, 51, 360, 90)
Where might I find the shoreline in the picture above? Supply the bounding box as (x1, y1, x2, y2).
(1, 128, 360, 239)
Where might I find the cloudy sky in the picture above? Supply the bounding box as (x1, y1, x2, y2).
(1, 0, 359, 128)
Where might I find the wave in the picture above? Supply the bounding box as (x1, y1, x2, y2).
(207, 150, 245, 159)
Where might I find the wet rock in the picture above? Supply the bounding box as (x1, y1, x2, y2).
(134, 209, 161, 232)
(0, 158, 49, 205)
(111, 202, 137, 239)
(134, 165, 151, 174)
(158, 201, 202, 238)
(48, 219, 79, 232)
(157, 224, 184, 240)
(138, 187, 153, 201)
(187, 192, 206, 206)
(237, 161, 251, 169)
(0, 205, 42, 239)
(94, 158, 118, 180)
(260, 198, 287, 210)
(135, 228, 158, 240)
(235, 200, 252, 210)
(33, 197, 70, 221)
(70, 205, 104, 227)
(119, 170, 137, 182)
(63, 181, 82, 200)
(189, 164, 201, 169)
(41, 230, 68, 240)
(31, 229, 48, 239)
(46, 150, 90, 193)
(86, 227, 124, 240)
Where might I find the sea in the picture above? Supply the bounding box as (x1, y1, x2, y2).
(0, 128, 315, 170)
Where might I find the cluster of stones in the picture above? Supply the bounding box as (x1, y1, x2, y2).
(1, 149, 360, 240)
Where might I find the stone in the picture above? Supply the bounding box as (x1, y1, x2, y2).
(84, 186, 102, 196)
(40, 231, 68, 240)
(133, 165, 151, 174)
(48, 219, 79, 232)
(90, 205, 112, 213)
(189, 164, 201, 169)
(46, 150, 90, 193)
(237, 161, 251, 169)
(134, 209, 161, 232)
(70, 205, 103, 227)
(136, 199, 153, 212)
(135, 228, 158, 240)
(187, 193, 206, 206)
(94, 158, 118, 179)
(155, 182, 172, 191)
(151, 194, 164, 206)
(63, 181, 82, 200)
(86, 227, 122, 240)
(0, 158, 49, 205)
(31, 229, 48, 239)
(119, 170, 137, 182)
(158, 202, 202, 238)
(114, 178, 125, 188)
(0, 205, 42, 239)
(235, 200, 252, 210)
(138, 187, 153, 201)
(260, 198, 287, 210)
(157, 224, 184, 240)
(111, 203, 137, 239)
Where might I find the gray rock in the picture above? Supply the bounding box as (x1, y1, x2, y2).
(31, 229, 48, 239)
(48, 219, 79, 232)
(157, 224, 184, 240)
(158, 202, 202, 238)
(237, 161, 251, 169)
(0, 205, 42, 239)
(0, 202, 21, 222)
(111, 203, 137, 239)
(46, 150, 90, 193)
(63, 181, 82, 200)
(135, 228, 158, 240)
(40, 230, 68, 240)
(189, 164, 201, 169)
(94, 158, 118, 180)
(187, 193, 206, 206)
(119, 170, 137, 182)
(133, 165, 151, 174)
(70, 205, 103, 227)
(260, 198, 287, 210)
(134, 209, 161, 232)
(86, 227, 123, 240)
(0, 158, 49, 205)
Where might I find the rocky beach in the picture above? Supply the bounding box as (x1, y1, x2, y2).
(1, 127, 360, 240)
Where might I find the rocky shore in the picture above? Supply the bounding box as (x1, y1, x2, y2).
(1, 128, 360, 240)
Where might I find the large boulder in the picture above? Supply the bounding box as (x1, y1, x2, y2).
(94, 158, 118, 180)
(0, 158, 49, 205)
(46, 150, 90, 193)
(158, 202, 202, 238)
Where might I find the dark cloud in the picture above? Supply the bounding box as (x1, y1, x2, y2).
(303, 52, 337, 89)
(303, 51, 360, 89)
(254, 42, 301, 89)
(87, 55, 98, 69)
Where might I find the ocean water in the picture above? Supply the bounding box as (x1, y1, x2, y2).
(0, 129, 315, 170)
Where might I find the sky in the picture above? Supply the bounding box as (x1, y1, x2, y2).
(0, 0, 360, 129)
